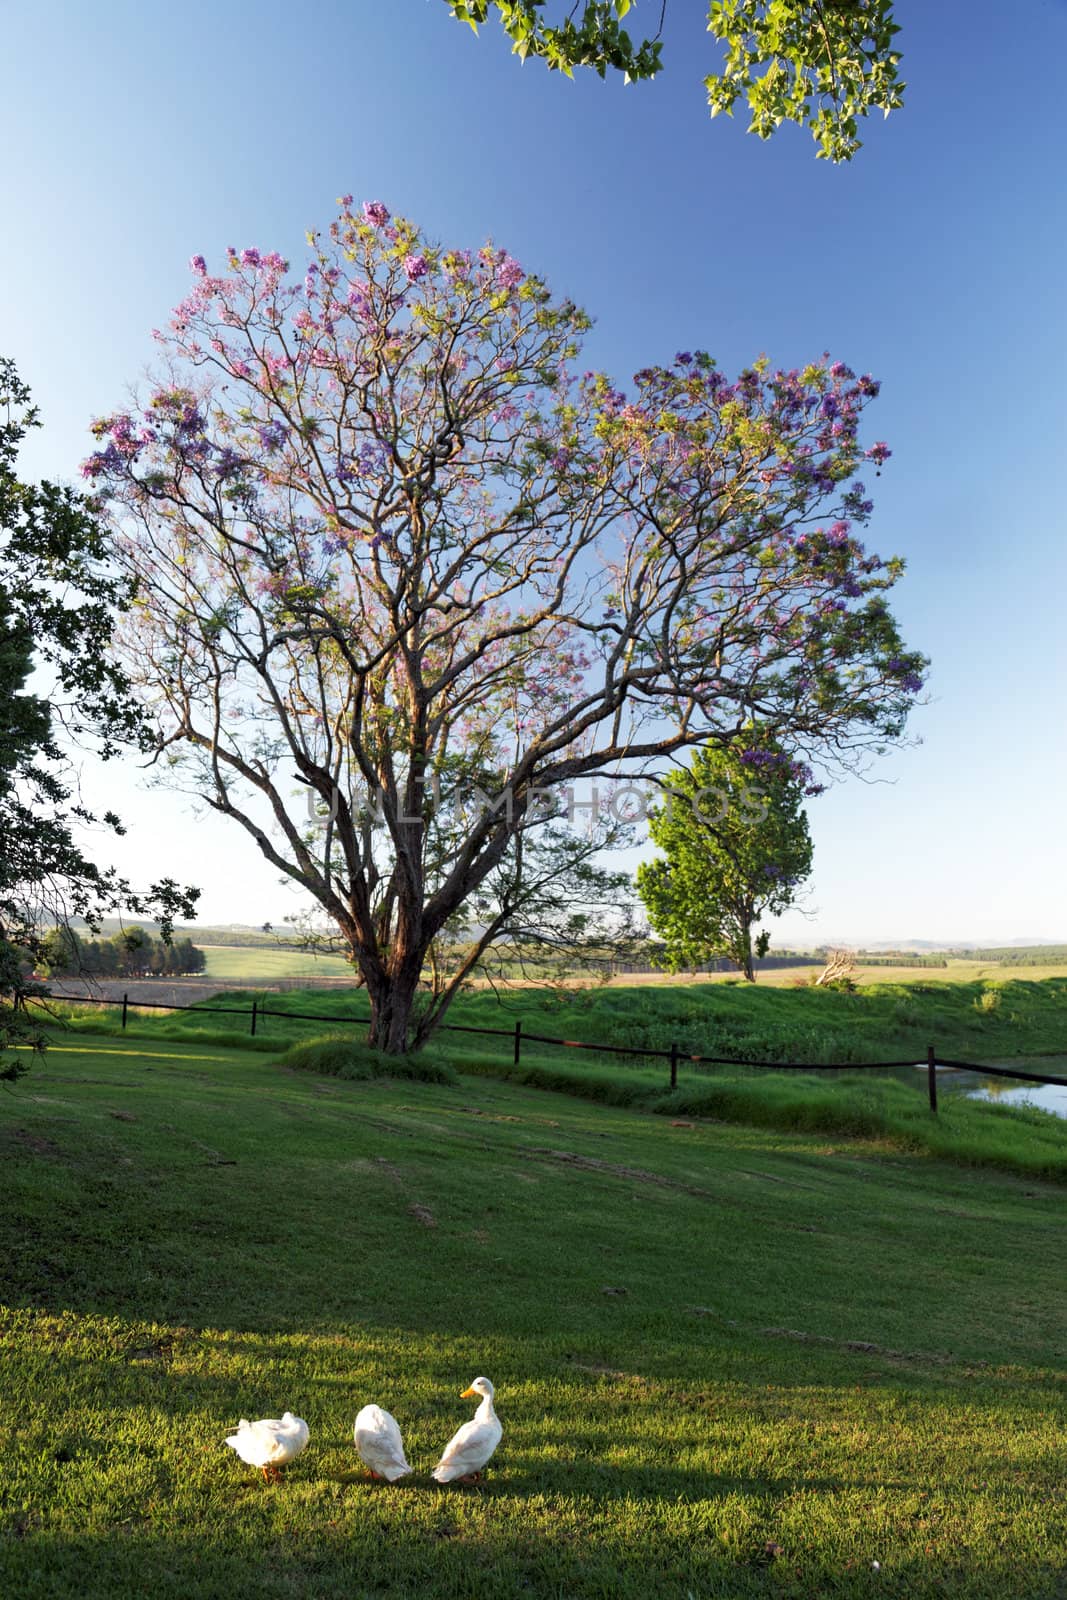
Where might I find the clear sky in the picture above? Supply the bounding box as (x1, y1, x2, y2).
(3, 0, 1065, 944)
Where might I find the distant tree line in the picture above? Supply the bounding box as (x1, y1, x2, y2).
(65, 919, 281, 948)
(596, 947, 948, 976)
(958, 946, 1067, 966)
(40, 927, 205, 978)
(848, 952, 947, 969)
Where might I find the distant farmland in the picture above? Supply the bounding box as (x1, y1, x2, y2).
(198, 944, 354, 980)
(197, 949, 1067, 988)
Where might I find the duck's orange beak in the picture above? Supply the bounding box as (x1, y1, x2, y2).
(460, 1385, 478, 1398)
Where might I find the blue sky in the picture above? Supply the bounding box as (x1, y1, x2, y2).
(4, 0, 1066, 943)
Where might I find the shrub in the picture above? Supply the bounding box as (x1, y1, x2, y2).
(278, 1033, 456, 1085)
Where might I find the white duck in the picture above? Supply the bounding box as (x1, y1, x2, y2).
(431, 1377, 502, 1484)
(354, 1404, 413, 1482)
(224, 1412, 309, 1484)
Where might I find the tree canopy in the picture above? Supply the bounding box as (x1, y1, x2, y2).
(83, 200, 924, 1050)
(0, 360, 199, 1077)
(443, 1, 904, 161)
(636, 736, 814, 979)
(40, 926, 206, 979)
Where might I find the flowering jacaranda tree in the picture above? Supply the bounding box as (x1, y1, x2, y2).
(84, 198, 924, 1051)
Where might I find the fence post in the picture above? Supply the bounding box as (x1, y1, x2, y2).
(513, 1019, 522, 1066)
(122, 993, 128, 1031)
(251, 999, 257, 1037)
(927, 1042, 937, 1114)
(670, 1040, 679, 1091)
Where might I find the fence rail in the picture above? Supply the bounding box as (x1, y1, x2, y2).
(33, 991, 1067, 1113)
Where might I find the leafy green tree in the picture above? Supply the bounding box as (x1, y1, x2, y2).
(0, 359, 199, 1079)
(636, 738, 814, 980)
(0, 594, 53, 1071)
(443, 1, 904, 160)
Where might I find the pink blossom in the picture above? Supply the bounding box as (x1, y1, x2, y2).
(497, 255, 523, 289)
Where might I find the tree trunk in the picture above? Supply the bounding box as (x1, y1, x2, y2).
(740, 921, 755, 982)
(364, 959, 425, 1054)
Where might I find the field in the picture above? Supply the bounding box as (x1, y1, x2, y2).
(40, 976, 1067, 1183)
(174, 946, 1067, 990)
(2, 1031, 1065, 1598)
(744, 960, 1067, 988)
(198, 945, 354, 981)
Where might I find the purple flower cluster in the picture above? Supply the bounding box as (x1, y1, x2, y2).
(497, 255, 524, 289)
(739, 749, 815, 790)
(362, 201, 389, 227)
(82, 410, 158, 477)
(255, 421, 287, 457)
(81, 442, 124, 479)
(739, 749, 792, 772)
(887, 657, 924, 694)
(214, 447, 245, 479)
(176, 403, 204, 435)
(404, 254, 429, 282)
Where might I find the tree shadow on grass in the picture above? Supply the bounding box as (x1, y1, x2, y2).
(1, 1519, 1060, 1600)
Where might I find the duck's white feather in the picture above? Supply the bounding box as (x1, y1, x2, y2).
(225, 1411, 309, 1469)
(431, 1380, 502, 1483)
(431, 1415, 502, 1482)
(354, 1404, 412, 1481)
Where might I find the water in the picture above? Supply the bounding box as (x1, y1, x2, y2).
(927, 1058, 1067, 1120)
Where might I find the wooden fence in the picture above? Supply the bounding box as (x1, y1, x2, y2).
(36, 991, 1067, 1115)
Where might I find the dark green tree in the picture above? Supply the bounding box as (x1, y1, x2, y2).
(0, 360, 198, 1079)
(443, 1, 904, 161)
(636, 738, 814, 980)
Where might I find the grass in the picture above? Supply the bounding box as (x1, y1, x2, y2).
(696, 959, 1067, 989)
(198, 945, 354, 980)
(47, 965, 1067, 1067)
(70, 966, 1067, 1068)
(280, 1032, 456, 1084)
(178, 973, 1067, 1066)
(34, 978, 1067, 1184)
(1, 1032, 1065, 1598)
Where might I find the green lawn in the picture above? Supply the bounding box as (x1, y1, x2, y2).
(42, 978, 1067, 1183)
(1, 1035, 1064, 1598)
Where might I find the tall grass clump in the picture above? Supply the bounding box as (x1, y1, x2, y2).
(278, 1032, 456, 1085)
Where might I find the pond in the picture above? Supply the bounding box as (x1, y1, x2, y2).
(926, 1058, 1067, 1120)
